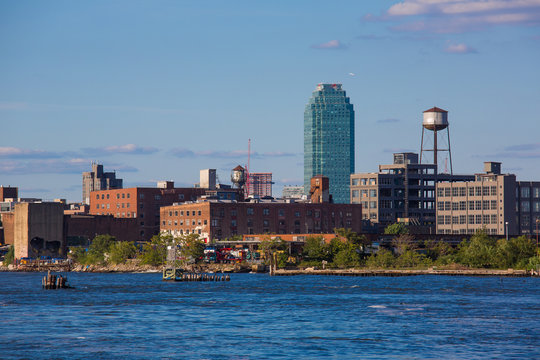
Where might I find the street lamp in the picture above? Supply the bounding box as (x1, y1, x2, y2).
(505, 221, 509, 242)
(536, 217, 540, 250)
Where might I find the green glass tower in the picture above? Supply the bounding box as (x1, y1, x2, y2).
(304, 83, 355, 203)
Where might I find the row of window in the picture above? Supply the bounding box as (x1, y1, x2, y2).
(96, 193, 132, 200)
(168, 210, 202, 217)
(518, 187, 540, 198)
(438, 200, 499, 211)
(437, 186, 498, 198)
(163, 219, 207, 227)
(437, 214, 499, 225)
(519, 201, 540, 212)
(96, 203, 131, 210)
(440, 228, 499, 235)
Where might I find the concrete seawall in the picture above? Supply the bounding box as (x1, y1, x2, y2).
(274, 268, 532, 277)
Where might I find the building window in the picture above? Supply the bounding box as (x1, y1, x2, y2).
(231, 220, 237, 227)
(533, 188, 540, 198)
(475, 201, 482, 210)
(278, 209, 285, 217)
(122, 193, 125, 199)
(468, 201, 474, 210)
(369, 189, 377, 197)
(178, 194, 184, 200)
(468, 215, 474, 224)
(369, 179, 376, 185)
(469, 187, 474, 197)
(437, 215, 444, 224)
(490, 186, 497, 196)
(483, 200, 489, 210)
(370, 201, 377, 209)
(452, 188, 458, 197)
(231, 209, 237, 216)
(444, 188, 451, 197)
(475, 187, 482, 196)
(352, 190, 359, 198)
(533, 201, 540, 212)
(295, 211, 300, 217)
(459, 188, 467, 197)
(483, 187, 490, 196)
(155, 195, 161, 200)
(522, 187, 530, 198)
(476, 215, 482, 224)
(452, 202, 458, 211)
(247, 208, 254, 215)
(437, 188, 444, 197)
(522, 201, 530, 212)
(139, 194, 144, 199)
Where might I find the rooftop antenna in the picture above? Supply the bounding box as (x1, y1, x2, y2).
(246, 139, 251, 197)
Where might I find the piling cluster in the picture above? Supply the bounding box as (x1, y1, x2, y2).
(42, 271, 69, 289)
(163, 268, 230, 282)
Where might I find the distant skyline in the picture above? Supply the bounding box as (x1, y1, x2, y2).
(1, 0, 540, 202)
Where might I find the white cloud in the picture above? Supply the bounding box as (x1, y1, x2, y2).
(311, 40, 347, 49)
(445, 42, 477, 53)
(386, 0, 540, 33)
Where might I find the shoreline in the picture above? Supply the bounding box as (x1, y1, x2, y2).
(1, 264, 536, 277)
(274, 268, 534, 277)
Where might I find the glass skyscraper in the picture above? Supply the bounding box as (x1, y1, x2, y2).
(304, 83, 355, 203)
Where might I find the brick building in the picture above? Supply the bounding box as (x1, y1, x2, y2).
(65, 214, 139, 244)
(89, 181, 207, 241)
(160, 199, 362, 243)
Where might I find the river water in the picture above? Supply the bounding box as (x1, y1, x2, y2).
(0, 272, 538, 359)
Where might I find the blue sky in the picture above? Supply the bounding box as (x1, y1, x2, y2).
(1, 0, 540, 202)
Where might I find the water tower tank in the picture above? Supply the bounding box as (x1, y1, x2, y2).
(423, 107, 448, 131)
(231, 165, 246, 188)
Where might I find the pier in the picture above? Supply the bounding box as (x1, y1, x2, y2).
(162, 268, 230, 282)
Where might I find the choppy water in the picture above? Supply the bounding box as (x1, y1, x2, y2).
(0, 272, 538, 359)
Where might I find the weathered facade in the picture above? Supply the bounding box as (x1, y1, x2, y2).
(14, 202, 65, 259)
(160, 199, 362, 243)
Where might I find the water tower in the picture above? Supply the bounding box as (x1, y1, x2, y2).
(231, 165, 247, 189)
(420, 106, 453, 174)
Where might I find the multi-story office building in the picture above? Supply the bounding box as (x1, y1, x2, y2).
(82, 163, 123, 205)
(350, 153, 474, 232)
(304, 83, 355, 203)
(160, 199, 362, 243)
(248, 173, 273, 198)
(89, 181, 206, 241)
(436, 162, 518, 236)
(515, 181, 540, 236)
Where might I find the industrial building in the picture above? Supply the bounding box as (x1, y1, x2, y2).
(437, 162, 540, 237)
(160, 198, 362, 243)
(89, 181, 207, 241)
(304, 83, 355, 203)
(351, 152, 474, 233)
(82, 163, 123, 205)
(436, 162, 517, 236)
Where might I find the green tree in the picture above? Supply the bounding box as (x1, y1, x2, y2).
(333, 242, 362, 268)
(302, 236, 330, 262)
(139, 233, 172, 266)
(69, 247, 87, 264)
(366, 248, 396, 268)
(179, 233, 206, 264)
(85, 234, 115, 265)
(3, 245, 14, 265)
(396, 250, 431, 268)
(495, 236, 536, 269)
(456, 230, 497, 268)
(384, 223, 409, 235)
(109, 241, 137, 264)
